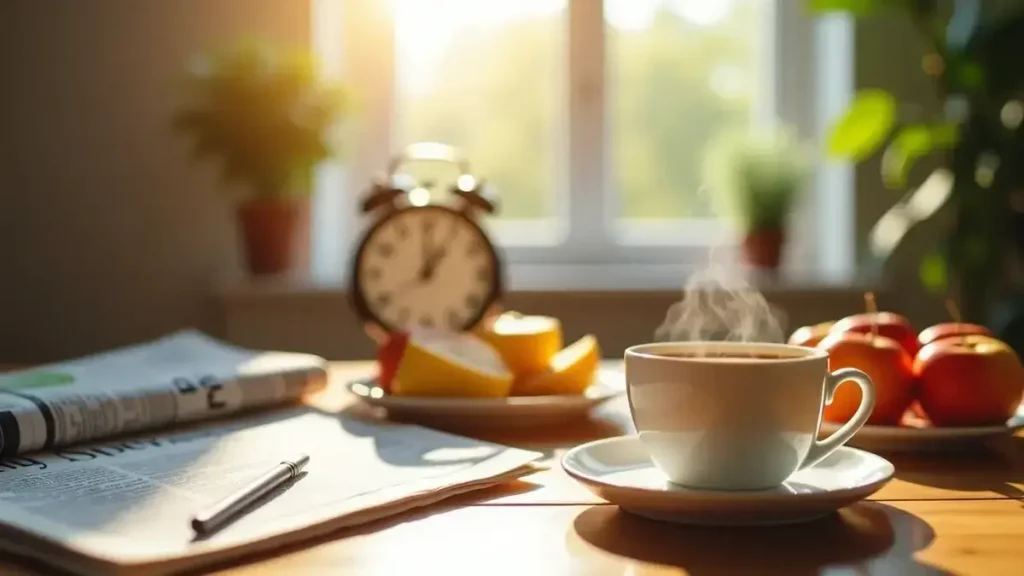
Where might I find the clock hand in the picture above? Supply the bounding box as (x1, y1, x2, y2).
(418, 216, 438, 281)
(421, 213, 462, 280)
(438, 212, 461, 253)
(421, 252, 444, 282)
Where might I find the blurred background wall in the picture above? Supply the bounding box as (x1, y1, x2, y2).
(0, 0, 310, 361)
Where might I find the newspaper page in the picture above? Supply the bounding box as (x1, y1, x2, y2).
(0, 331, 327, 457)
(0, 408, 543, 575)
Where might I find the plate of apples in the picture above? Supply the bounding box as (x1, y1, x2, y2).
(790, 297, 1024, 452)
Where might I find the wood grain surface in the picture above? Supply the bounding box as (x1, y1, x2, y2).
(1, 361, 1022, 575)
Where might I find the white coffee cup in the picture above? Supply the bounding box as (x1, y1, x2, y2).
(624, 341, 875, 491)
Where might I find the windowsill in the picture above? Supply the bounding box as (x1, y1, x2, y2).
(216, 263, 868, 299)
(215, 268, 878, 361)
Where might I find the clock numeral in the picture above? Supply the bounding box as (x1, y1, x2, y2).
(446, 308, 462, 329)
(476, 266, 491, 283)
(395, 221, 409, 239)
(466, 240, 482, 257)
(465, 294, 482, 311)
(377, 242, 394, 258)
(443, 214, 460, 241)
(396, 307, 411, 326)
(422, 216, 437, 235)
(367, 267, 382, 281)
(375, 292, 392, 309)
(419, 315, 435, 328)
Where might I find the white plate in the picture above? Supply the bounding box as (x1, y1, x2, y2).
(345, 367, 624, 428)
(820, 405, 1024, 453)
(562, 435, 894, 526)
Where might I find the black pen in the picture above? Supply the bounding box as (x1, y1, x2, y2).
(191, 454, 310, 535)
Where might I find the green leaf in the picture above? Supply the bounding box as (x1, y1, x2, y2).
(919, 253, 948, 292)
(881, 125, 933, 189)
(808, 0, 885, 15)
(827, 89, 897, 161)
(931, 123, 960, 147)
(171, 39, 349, 198)
(808, 0, 926, 16)
(954, 61, 985, 90)
(881, 123, 960, 189)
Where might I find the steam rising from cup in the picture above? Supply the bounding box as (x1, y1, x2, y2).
(647, 121, 815, 352)
(653, 126, 806, 349)
(654, 246, 787, 346)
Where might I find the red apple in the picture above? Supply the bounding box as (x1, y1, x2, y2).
(788, 321, 835, 348)
(376, 331, 409, 392)
(830, 312, 919, 357)
(818, 331, 915, 426)
(917, 322, 992, 349)
(914, 335, 1024, 426)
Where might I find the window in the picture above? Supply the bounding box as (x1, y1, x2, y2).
(393, 0, 563, 222)
(312, 0, 852, 289)
(608, 0, 759, 222)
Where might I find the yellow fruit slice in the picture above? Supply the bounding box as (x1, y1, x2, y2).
(393, 331, 513, 398)
(512, 335, 601, 396)
(477, 312, 563, 378)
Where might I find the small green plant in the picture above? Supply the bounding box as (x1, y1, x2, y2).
(704, 126, 811, 232)
(172, 39, 348, 200)
(811, 0, 1024, 322)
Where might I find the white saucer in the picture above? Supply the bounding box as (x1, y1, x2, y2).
(561, 435, 894, 526)
(820, 404, 1024, 453)
(345, 367, 624, 428)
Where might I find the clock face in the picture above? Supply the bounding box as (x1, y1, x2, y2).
(354, 205, 499, 332)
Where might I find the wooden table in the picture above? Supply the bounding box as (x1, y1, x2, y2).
(4, 361, 1024, 575)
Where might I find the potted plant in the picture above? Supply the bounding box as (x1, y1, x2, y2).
(813, 1, 1024, 325)
(705, 126, 811, 271)
(173, 39, 348, 276)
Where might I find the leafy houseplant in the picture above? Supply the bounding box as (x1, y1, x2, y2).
(173, 40, 348, 275)
(813, 0, 1024, 324)
(705, 127, 811, 271)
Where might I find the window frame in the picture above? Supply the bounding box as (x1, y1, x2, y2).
(311, 0, 853, 290)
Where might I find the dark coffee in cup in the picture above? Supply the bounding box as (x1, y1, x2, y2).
(656, 351, 791, 361)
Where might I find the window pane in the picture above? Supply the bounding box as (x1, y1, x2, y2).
(392, 0, 564, 220)
(607, 0, 762, 220)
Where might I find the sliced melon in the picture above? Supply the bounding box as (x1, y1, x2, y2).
(512, 335, 601, 396)
(477, 312, 563, 377)
(393, 330, 513, 398)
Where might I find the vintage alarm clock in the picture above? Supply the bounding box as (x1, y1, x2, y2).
(349, 142, 504, 339)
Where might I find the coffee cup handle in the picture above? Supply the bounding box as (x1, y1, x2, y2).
(800, 368, 876, 470)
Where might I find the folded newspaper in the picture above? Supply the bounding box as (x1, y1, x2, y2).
(0, 330, 328, 456)
(0, 332, 544, 575)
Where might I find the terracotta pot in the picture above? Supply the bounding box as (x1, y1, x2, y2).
(742, 228, 785, 270)
(237, 197, 309, 276)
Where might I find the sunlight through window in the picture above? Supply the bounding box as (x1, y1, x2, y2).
(607, 0, 762, 221)
(391, 0, 565, 220)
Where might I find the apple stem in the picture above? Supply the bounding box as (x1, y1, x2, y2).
(944, 299, 961, 323)
(944, 298, 965, 344)
(865, 292, 879, 340)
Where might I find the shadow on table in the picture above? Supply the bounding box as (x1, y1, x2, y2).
(444, 414, 628, 460)
(334, 406, 520, 468)
(335, 400, 630, 461)
(892, 436, 1024, 500)
(570, 502, 955, 576)
(175, 482, 542, 576)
